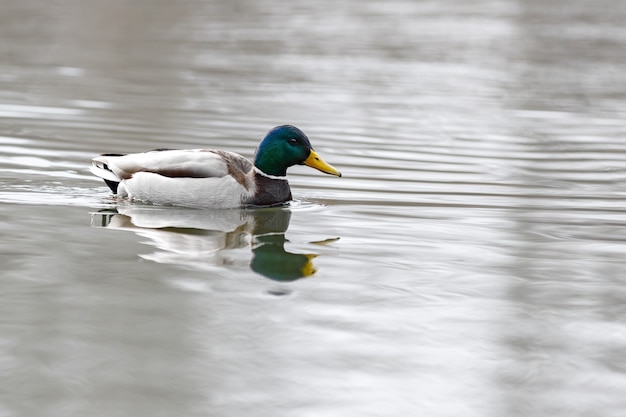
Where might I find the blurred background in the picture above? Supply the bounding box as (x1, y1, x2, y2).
(1, 1, 626, 416)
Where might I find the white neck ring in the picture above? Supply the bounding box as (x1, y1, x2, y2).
(254, 166, 288, 180)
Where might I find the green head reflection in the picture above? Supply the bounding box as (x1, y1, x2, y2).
(251, 233, 318, 281)
(248, 208, 317, 282)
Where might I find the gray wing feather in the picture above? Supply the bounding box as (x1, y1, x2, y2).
(93, 149, 252, 180)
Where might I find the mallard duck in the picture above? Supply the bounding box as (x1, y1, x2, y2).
(89, 125, 341, 208)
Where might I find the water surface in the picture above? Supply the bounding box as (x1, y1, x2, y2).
(1, 1, 626, 416)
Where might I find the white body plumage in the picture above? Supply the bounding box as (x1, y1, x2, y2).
(89, 149, 260, 209)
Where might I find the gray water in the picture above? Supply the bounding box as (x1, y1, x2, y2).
(2, 1, 626, 416)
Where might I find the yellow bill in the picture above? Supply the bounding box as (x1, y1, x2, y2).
(301, 254, 319, 277)
(304, 150, 342, 177)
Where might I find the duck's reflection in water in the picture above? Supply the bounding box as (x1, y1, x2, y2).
(90, 205, 332, 281)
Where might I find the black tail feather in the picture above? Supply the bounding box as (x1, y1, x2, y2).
(97, 153, 125, 193)
(104, 179, 120, 194)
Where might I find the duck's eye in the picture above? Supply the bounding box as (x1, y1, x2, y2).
(288, 138, 298, 145)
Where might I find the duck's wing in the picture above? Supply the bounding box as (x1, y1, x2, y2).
(90, 149, 253, 192)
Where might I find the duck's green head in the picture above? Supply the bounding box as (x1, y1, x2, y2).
(254, 125, 342, 177)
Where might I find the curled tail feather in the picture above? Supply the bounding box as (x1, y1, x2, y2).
(90, 153, 125, 194)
